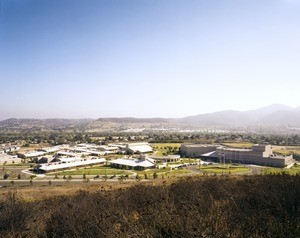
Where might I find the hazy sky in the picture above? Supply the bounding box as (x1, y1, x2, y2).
(0, 0, 300, 120)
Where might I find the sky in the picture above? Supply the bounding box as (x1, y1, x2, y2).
(0, 0, 300, 120)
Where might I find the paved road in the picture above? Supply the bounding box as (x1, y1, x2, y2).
(0, 179, 103, 187)
(244, 165, 264, 175)
(186, 165, 204, 174)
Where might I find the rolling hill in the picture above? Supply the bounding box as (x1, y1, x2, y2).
(180, 104, 300, 127)
(1, 104, 300, 132)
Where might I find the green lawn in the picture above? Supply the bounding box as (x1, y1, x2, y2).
(167, 159, 198, 165)
(199, 165, 250, 174)
(164, 169, 192, 177)
(151, 143, 181, 156)
(53, 166, 132, 176)
(263, 165, 300, 175)
(136, 167, 172, 176)
(136, 167, 193, 178)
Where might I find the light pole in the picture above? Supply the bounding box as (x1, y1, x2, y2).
(221, 153, 225, 175)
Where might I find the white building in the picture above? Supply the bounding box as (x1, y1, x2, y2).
(36, 158, 106, 173)
(126, 142, 153, 154)
(0, 154, 22, 165)
(110, 157, 155, 170)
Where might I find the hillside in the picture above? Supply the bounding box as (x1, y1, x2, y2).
(0, 175, 299, 237)
(86, 117, 181, 132)
(0, 118, 93, 132)
(181, 104, 300, 127)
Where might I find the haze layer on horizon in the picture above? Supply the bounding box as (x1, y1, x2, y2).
(0, 0, 299, 120)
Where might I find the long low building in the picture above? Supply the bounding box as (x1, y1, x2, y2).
(0, 146, 20, 153)
(0, 154, 22, 165)
(18, 151, 46, 158)
(37, 147, 60, 153)
(181, 144, 294, 168)
(149, 155, 181, 163)
(36, 158, 106, 173)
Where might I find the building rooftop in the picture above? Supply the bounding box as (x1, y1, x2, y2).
(110, 158, 155, 168)
(128, 145, 153, 153)
(38, 158, 106, 172)
(23, 151, 46, 158)
(183, 144, 218, 148)
(220, 148, 253, 152)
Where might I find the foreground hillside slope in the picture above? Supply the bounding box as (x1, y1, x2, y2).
(0, 175, 299, 237)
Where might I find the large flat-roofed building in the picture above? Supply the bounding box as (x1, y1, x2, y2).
(180, 144, 218, 157)
(181, 143, 294, 168)
(36, 158, 106, 173)
(126, 142, 153, 154)
(215, 145, 294, 167)
(17, 151, 46, 159)
(0, 154, 22, 165)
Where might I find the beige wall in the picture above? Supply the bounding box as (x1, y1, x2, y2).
(181, 144, 217, 157)
(216, 146, 293, 167)
(181, 144, 294, 167)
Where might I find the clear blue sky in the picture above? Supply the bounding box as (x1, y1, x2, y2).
(0, 0, 300, 120)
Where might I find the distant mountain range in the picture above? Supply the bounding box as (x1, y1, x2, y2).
(0, 118, 93, 131)
(1, 104, 300, 132)
(180, 104, 300, 127)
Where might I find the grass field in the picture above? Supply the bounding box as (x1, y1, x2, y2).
(164, 169, 192, 176)
(0, 182, 137, 202)
(263, 165, 300, 175)
(136, 167, 192, 178)
(136, 167, 171, 176)
(222, 142, 254, 149)
(199, 165, 250, 174)
(18, 143, 51, 153)
(151, 143, 181, 156)
(272, 145, 300, 157)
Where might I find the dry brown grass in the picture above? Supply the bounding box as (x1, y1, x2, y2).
(0, 179, 172, 202)
(1, 175, 299, 237)
(272, 145, 300, 156)
(18, 143, 51, 153)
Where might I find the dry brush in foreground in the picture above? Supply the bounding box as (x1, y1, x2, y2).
(0, 174, 299, 237)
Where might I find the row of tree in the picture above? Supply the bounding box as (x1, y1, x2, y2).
(1, 131, 300, 146)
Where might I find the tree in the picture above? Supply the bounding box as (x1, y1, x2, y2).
(118, 175, 124, 182)
(3, 173, 9, 179)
